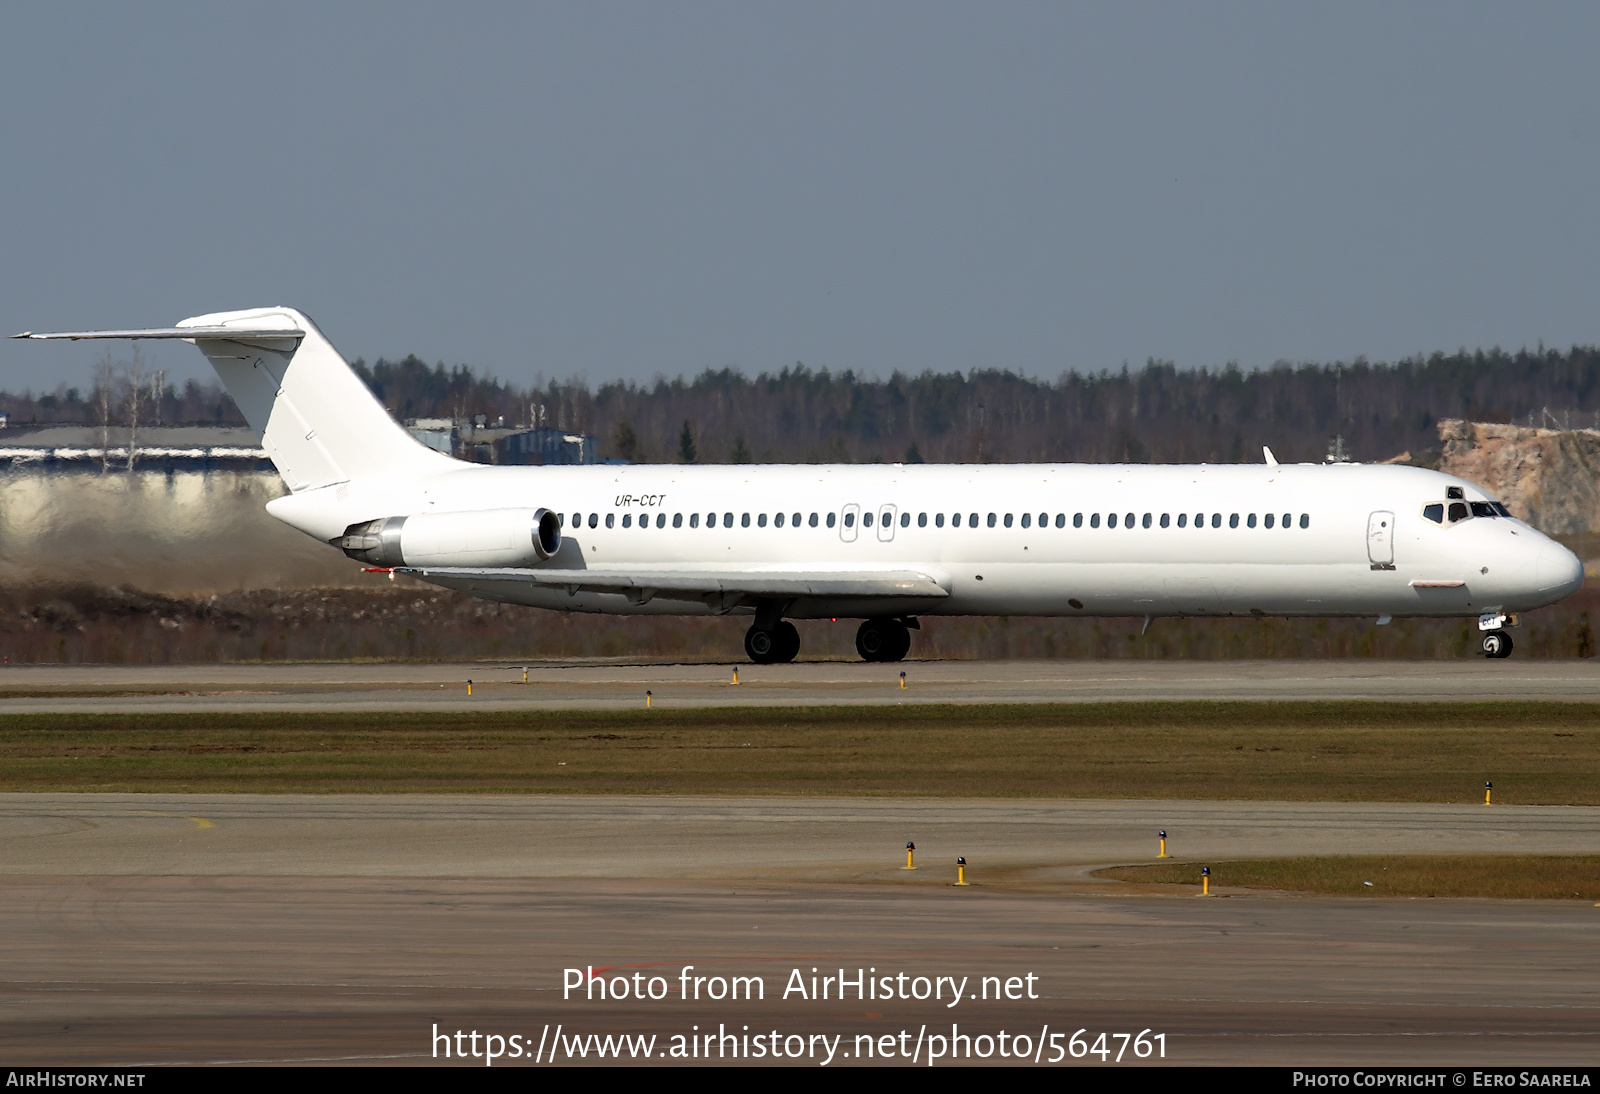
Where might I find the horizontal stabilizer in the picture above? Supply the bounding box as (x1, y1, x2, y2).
(13, 326, 304, 343)
(399, 566, 951, 603)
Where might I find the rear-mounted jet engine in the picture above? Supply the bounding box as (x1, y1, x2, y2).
(334, 508, 561, 568)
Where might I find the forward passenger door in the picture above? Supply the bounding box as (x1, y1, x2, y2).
(1367, 511, 1395, 570)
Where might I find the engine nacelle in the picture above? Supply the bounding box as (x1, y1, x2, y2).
(334, 508, 562, 568)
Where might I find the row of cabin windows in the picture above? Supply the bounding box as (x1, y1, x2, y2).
(562, 511, 1314, 531)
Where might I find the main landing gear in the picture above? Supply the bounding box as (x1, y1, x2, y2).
(744, 620, 800, 664)
(855, 617, 912, 663)
(1481, 630, 1514, 659)
(741, 616, 915, 664)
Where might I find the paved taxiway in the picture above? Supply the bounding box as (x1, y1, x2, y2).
(0, 657, 1596, 712)
(2, 795, 1596, 879)
(3, 795, 1598, 1066)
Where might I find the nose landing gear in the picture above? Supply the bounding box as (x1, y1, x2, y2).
(855, 617, 912, 662)
(744, 620, 800, 664)
(1481, 630, 1514, 659)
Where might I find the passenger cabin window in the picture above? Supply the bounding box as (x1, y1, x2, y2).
(1090, 513, 1101, 528)
(1299, 513, 1310, 528)
(1210, 514, 1221, 528)
(774, 513, 784, 528)
(672, 513, 682, 528)
(1108, 513, 1118, 528)
(935, 513, 945, 527)
(1142, 513, 1152, 529)
(605, 514, 615, 529)
(901, 512, 911, 528)
(1073, 513, 1082, 528)
(1177, 513, 1187, 528)
(757, 514, 767, 527)
(1246, 514, 1256, 528)
(810, 513, 819, 527)
(844, 512, 855, 528)
(918, 513, 928, 527)
(724, 513, 734, 528)
(1265, 513, 1275, 528)
(1160, 513, 1169, 528)
(742, 513, 751, 528)
(1020, 514, 1029, 529)
(588, 513, 599, 529)
(792, 512, 802, 526)
(689, 513, 699, 528)
(827, 513, 836, 527)
(1003, 514, 1012, 528)
(863, 512, 873, 528)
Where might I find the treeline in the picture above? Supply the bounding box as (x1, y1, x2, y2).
(0, 376, 246, 429)
(8, 344, 1600, 465)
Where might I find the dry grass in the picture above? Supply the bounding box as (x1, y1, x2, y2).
(1, 700, 1598, 798)
(1096, 855, 1600, 900)
(0, 580, 1598, 663)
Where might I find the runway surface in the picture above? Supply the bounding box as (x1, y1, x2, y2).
(3, 794, 1598, 1066)
(0, 658, 1596, 713)
(2, 794, 1597, 879)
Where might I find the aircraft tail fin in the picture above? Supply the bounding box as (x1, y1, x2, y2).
(17, 307, 457, 492)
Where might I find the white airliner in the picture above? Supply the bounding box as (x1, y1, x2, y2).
(16, 306, 1585, 663)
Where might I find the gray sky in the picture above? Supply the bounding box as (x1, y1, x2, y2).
(4, 3, 1598, 390)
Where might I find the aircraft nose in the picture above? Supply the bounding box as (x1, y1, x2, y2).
(1536, 542, 1584, 597)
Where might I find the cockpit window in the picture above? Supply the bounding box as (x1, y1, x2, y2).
(1470, 501, 1497, 518)
(1447, 502, 1469, 522)
(1492, 502, 1512, 517)
(1422, 503, 1443, 524)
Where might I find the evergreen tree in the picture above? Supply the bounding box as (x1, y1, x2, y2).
(678, 420, 697, 463)
(729, 435, 752, 464)
(612, 420, 639, 462)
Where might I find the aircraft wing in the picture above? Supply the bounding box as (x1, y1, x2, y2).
(395, 565, 950, 605)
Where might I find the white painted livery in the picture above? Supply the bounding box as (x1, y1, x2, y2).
(18, 307, 1583, 662)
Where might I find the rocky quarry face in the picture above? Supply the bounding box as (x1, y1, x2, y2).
(1434, 419, 1600, 535)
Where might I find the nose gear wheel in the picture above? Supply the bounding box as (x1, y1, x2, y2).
(1481, 631, 1513, 658)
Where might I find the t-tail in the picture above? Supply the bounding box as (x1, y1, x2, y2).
(13, 306, 455, 492)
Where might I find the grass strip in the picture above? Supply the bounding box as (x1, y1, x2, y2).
(0, 700, 1598, 798)
(1096, 855, 1600, 900)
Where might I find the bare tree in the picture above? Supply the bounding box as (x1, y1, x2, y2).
(125, 348, 144, 471)
(151, 369, 166, 427)
(94, 352, 115, 473)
